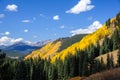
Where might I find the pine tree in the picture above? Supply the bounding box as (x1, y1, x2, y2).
(56, 58, 64, 80)
(81, 52, 89, 76)
(106, 54, 111, 69)
(106, 18, 111, 27)
(116, 12, 120, 26)
(63, 58, 69, 79)
(110, 54, 114, 68)
(16, 60, 28, 80)
(112, 29, 120, 50)
(117, 49, 120, 67)
(100, 57, 106, 71)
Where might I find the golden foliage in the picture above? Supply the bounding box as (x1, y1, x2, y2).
(51, 25, 112, 62)
(25, 41, 61, 60)
(25, 24, 112, 63)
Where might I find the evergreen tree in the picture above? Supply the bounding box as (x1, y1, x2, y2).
(112, 29, 120, 50)
(117, 49, 120, 67)
(100, 57, 106, 71)
(56, 58, 64, 80)
(16, 60, 28, 80)
(63, 58, 69, 79)
(81, 52, 89, 76)
(106, 54, 111, 69)
(116, 12, 120, 26)
(106, 54, 114, 69)
(106, 18, 111, 27)
(110, 54, 114, 68)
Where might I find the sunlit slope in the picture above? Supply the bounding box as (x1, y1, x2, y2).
(52, 25, 112, 62)
(25, 41, 61, 59)
(96, 49, 119, 64)
(25, 18, 115, 62)
(25, 34, 85, 60)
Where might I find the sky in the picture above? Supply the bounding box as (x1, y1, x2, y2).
(0, 0, 120, 45)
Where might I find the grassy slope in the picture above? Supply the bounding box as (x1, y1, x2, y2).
(68, 76, 85, 80)
(83, 68, 120, 80)
(96, 49, 119, 64)
(69, 68, 120, 80)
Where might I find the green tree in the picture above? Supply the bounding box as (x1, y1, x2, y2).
(117, 49, 120, 67)
(106, 18, 111, 27)
(106, 54, 111, 69)
(112, 29, 120, 50)
(16, 60, 28, 80)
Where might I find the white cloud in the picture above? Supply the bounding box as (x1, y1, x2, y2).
(66, 0, 94, 14)
(24, 29, 28, 32)
(22, 20, 31, 23)
(53, 15, 59, 20)
(0, 36, 23, 46)
(70, 21, 102, 36)
(0, 31, 10, 36)
(0, 14, 5, 19)
(5, 32, 10, 35)
(10, 38, 23, 43)
(6, 4, 18, 12)
(60, 25, 65, 29)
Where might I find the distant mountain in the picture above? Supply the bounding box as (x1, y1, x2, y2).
(0, 40, 51, 57)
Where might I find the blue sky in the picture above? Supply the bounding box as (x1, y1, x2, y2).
(0, 0, 120, 45)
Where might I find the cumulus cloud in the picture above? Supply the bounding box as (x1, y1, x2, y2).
(6, 4, 18, 11)
(0, 36, 23, 46)
(10, 38, 23, 43)
(53, 15, 59, 20)
(66, 0, 94, 14)
(22, 20, 31, 23)
(0, 31, 10, 36)
(70, 21, 102, 36)
(0, 14, 5, 19)
(24, 29, 28, 32)
(5, 32, 10, 35)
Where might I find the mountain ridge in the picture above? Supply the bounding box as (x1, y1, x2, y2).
(0, 40, 51, 57)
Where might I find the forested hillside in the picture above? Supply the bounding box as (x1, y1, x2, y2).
(0, 13, 120, 80)
(25, 34, 85, 60)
